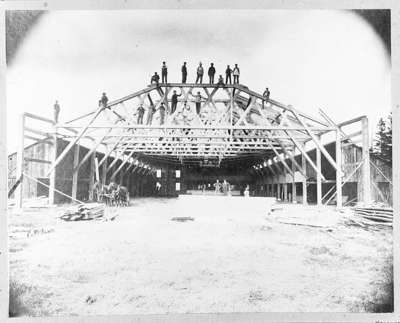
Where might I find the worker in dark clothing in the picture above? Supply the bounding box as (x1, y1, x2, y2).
(171, 90, 182, 114)
(233, 64, 240, 84)
(181, 62, 187, 83)
(208, 63, 216, 84)
(151, 72, 160, 85)
(137, 104, 145, 124)
(225, 65, 232, 84)
(159, 103, 166, 125)
(262, 87, 270, 109)
(196, 62, 204, 84)
(99, 92, 108, 108)
(217, 75, 224, 86)
(147, 103, 156, 125)
(53, 100, 60, 123)
(161, 62, 168, 83)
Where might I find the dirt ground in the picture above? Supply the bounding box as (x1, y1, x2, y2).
(8, 196, 392, 315)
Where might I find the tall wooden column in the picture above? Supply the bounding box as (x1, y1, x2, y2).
(302, 153, 308, 205)
(271, 180, 275, 198)
(15, 114, 26, 208)
(292, 159, 296, 203)
(283, 168, 288, 202)
(277, 182, 281, 201)
(49, 124, 58, 205)
(336, 129, 343, 208)
(119, 166, 125, 186)
(88, 151, 95, 201)
(101, 149, 108, 186)
(316, 135, 322, 206)
(71, 144, 80, 201)
(361, 117, 371, 205)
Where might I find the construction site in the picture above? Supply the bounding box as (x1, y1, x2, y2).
(8, 82, 393, 315)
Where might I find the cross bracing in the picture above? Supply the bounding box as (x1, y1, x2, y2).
(49, 83, 337, 172)
(14, 82, 373, 209)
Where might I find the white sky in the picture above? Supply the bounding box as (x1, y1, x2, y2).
(7, 10, 391, 153)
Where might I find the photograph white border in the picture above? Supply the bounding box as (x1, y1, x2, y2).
(0, 1, 399, 322)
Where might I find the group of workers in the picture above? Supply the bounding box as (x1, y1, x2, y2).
(151, 62, 241, 85)
(136, 102, 166, 125)
(51, 66, 271, 125)
(134, 89, 209, 125)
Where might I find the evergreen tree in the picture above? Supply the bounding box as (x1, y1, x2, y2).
(372, 114, 392, 166)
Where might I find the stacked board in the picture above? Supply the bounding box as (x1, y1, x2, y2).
(352, 207, 393, 226)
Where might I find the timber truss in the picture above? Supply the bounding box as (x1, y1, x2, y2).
(48, 83, 340, 172)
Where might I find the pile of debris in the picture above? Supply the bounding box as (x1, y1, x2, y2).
(352, 206, 393, 226)
(171, 216, 194, 222)
(60, 203, 106, 221)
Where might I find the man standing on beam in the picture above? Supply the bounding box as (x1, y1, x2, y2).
(208, 63, 216, 84)
(161, 61, 168, 83)
(181, 62, 187, 84)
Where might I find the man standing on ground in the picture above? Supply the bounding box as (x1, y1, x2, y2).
(208, 63, 216, 84)
(161, 61, 168, 83)
(137, 104, 145, 124)
(53, 100, 60, 123)
(156, 181, 162, 196)
(171, 90, 182, 114)
(225, 65, 232, 84)
(196, 62, 204, 84)
(181, 62, 187, 83)
(233, 64, 240, 84)
(214, 179, 221, 194)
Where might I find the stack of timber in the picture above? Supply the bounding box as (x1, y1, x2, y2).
(351, 206, 393, 227)
(60, 203, 105, 221)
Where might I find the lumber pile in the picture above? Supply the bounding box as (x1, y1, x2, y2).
(353, 206, 393, 225)
(60, 203, 105, 221)
(341, 206, 393, 229)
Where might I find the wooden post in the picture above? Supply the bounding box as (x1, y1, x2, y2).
(283, 167, 288, 202)
(302, 153, 307, 205)
(271, 180, 275, 198)
(126, 170, 131, 193)
(336, 129, 343, 208)
(15, 114, 26, 208)
(119, 166, 125, 186)
(361, 117, 371, 205)
(316, 135, 322, 206)
(49, 124, 58, 205)
(277, 182, 281, 201)
(101, 151, 108, 186)
(88, 151, 95, 201)
(292, 158, 296, 203)
(94, 157, 100, 182)
(71, 144, 80, 200)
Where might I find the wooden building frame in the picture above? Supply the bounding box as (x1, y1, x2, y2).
(14, 83, 371, 208)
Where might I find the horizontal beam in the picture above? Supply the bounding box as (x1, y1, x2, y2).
(24, 126, 50, 137)
(24, 135, 53, 145)
(337, 115, 367, 128)
(24, 157, 51, 164)
(57, 125, 335, 131)
(24, 112, 55, 125)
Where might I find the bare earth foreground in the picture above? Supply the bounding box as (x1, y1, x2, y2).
(9, 196, 392, 315)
